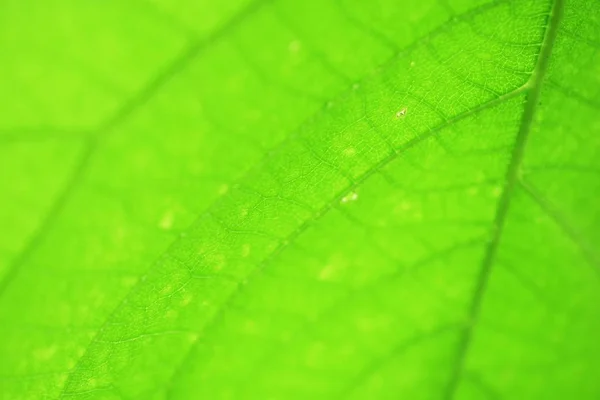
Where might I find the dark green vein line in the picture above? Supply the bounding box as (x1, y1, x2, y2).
(339, 325, 460, 399)
(444, 0, 564, 398)
(231, 36, 327, 102)
(162, 86, 526, 397)
(547, 80, 600, 110)
(463, 372, 501, 400)
(1, 0, 507, 147)
(95, 0, 274, 135)
(561, 28, 600, 49)
(0, 138, 96, 298)
(0, 0, 271, 147)
(130, 0, 197, 38)
(0, 0, 273, 302)
(520, 179, 600, 273)
(59, 1, 526, 395)
(231, 0, 512, 169)
(270, 5, 353, 84)
(334, 0, 401, 52)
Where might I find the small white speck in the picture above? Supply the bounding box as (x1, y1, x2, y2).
(410, 61, 416, 68)
(341, 191, 358, 203)
(396, 107, 407, 119)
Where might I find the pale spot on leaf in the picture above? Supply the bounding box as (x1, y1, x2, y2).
(492, 185, 502, 197)
(188, 333, 199, 344)
(318, 264, 337, 280)
(340, 191, 358, 204)
(34, 345, 57, 361)
(343, 147, 356, 157)
(396, 107, 407, 119)
(288, 39, 302, 53)
(180, 294, 193, 307)
(244, 319, 259, 334)
(158, 209, 174, 230)
(218, 184, 229, 195)
(241, 243, 251, 257)
(121, 276, 137, 288)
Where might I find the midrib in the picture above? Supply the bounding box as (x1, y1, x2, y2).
(444, 0, 566, 397)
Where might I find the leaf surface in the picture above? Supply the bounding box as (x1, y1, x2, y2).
(0, 0, 599, 399)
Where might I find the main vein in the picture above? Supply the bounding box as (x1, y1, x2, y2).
(444, 0, 565, 397)
(57, 1, 517, 396)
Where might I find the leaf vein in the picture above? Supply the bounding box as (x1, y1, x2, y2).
(443, 0, 565, 396)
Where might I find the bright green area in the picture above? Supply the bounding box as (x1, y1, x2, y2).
(0, 0, 599, 398)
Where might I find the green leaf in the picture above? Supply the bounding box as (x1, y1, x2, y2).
(1, 0, 599, 398)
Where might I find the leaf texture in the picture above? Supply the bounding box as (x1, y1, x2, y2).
(0, 0, 599, 398)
